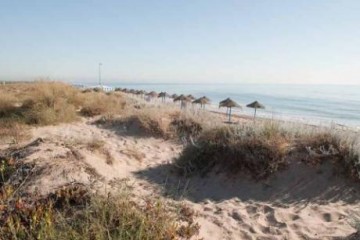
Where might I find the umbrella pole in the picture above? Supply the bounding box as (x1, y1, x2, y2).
(254, 108, 257, 120)
(229, 107, 231, 122)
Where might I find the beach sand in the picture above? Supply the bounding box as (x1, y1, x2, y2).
(7, 110, 357, 240)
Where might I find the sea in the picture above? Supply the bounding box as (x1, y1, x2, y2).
(84, 83, 360, 129)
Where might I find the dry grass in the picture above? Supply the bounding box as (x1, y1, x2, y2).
(0, 154, 199, 240)
(0, 122, 30, 145)
(120, 147, 145, 161)
(86, 139, 106, 151)
(80, 91, 126, 117)
(0, 81, 126, 124)
(0, 81, 82, 125)
(176, 123, 290, 179)
(175, 121, 360, 180)
(0, 81, 126, 145)
(97, 105, 206, 140)
(85, 139, 115, 165)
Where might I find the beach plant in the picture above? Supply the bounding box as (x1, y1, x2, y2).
(0, 81, 126, 126)
(0, 155, 200, 240)
(175, 120, 360, 180)
(175, 123, 290, 179)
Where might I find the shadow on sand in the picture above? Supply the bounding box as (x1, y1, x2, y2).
(134, 160, 360, 205)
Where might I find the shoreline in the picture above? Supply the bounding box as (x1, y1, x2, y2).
(79, 83, 360, 129)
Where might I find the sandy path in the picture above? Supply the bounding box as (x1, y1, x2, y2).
(14, 119, 359, 239)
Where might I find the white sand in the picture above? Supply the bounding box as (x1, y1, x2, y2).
(11, 118, 359, 239)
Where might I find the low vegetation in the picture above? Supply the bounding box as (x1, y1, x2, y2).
(0, 82, 126, 124)
(0, 152, 199, 240)
(175, 121, 360, 180)
(79, 91, 126, 117)
(95, 107, 204, 140)
(0, 81, 126, 145)
(175, 123, 290, 179)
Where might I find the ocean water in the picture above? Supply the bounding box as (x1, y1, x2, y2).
(106, 83, 360, 128)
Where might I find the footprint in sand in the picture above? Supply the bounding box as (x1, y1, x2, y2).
(230, 211, 244, 223)
(245, 205, 258, 215)
(261, 206, 287, 229)
(291, 214, 301, 221)
(322, 213, 332, 222)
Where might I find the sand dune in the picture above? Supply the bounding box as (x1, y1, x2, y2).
(5, 117, 354, 239)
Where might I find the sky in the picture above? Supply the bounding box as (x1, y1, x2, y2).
(0, 0, 359, 85)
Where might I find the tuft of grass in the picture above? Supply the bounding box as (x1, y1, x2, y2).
(0, 82, 81, 125)
(0, 122, 30, 145)
(80, 92, 126, 117)
(298, 131, 360, 180)
(1, 135, 197, 239)
(86, 139, 115, 165)
(175, 124, 289, 179)
(0, 81, 126, 125)
(86, 139, 106, 152)
(97, 106, 205, 141)
(0, 159, 200, 240)
(175, 121, 360, 181)
(120, 147, 145, 161)
(170, 115, 203, 139)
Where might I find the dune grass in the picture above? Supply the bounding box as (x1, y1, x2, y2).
(0, 81, 126, 125)
(0, 157, 199, 240)
(0, 82, 81, 125)
(95, 105, 204, 140)
(175, 121, 360, 180)
(0, 82, 127, 145)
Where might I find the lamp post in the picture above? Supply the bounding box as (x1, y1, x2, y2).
(98, 62, 102, 86)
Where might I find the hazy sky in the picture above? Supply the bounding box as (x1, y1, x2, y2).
(1, 0, 359, 84)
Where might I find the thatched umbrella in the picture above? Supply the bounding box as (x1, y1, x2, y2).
(187, 94, 196, 101)
(158, 92, 169, 102)
(146, 91, 158, 98)
(219, 98, 241, 122)
(219, 98, 231, 115)
(192, 96, 211, 109)
(174, 94, 191, 109)
(135, 90, 145, 97)
(246, 101, 265, 119)
(171, 94, 178, 99)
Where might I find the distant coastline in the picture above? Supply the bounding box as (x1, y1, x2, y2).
(77, 82, 360, 129)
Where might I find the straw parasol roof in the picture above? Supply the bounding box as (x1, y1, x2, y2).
(171, 94, 178, 99)
(187, 94, 196, 100)
(246, 101, 265, 109)
(201, 96, 210, 102)
(219, 98, 241, 108)
(173, 94, 191, 102)
(247, 101, 265, 120)
(219, 98, 241, 122)
(193, 96, 211, 105)
(135, 90, 145, 95)
(146, 91, 158, 98)
(158, 92, 170, 98)
(219, 97, 231, 105)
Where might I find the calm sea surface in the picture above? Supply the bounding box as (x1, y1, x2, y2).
(104, 83, 360, 128)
